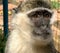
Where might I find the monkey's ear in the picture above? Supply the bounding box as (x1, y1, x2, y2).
(13, 0, 29, 13)
(12, 1, 23, 13)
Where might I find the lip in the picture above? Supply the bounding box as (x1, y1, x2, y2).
(33, 29, 42, 35)
(33, 30, 51, 36)
(34, 33, 41, 35)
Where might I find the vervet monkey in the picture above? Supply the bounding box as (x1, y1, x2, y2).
(5, 0, 59, 53)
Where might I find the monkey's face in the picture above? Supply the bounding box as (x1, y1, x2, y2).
(27, 8, 53, 45)
(12, 8, 54, 46)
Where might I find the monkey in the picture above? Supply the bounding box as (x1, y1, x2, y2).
(5, 0, 59, 53)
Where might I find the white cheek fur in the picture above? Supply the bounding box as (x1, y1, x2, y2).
(50, 12, 57, 24)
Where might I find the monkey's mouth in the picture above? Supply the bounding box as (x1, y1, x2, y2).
(33, 30, 42, 35)
(33, 29, 51, 36)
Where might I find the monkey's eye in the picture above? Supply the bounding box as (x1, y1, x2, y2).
(28, 11, 42, 18)
(43, 10, 52, 19)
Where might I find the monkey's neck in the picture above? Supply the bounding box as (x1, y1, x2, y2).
(31, 43, 53, 53)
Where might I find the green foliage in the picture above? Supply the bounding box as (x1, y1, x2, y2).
(51, 1, 60, 9)
(0, 29, 6, 53)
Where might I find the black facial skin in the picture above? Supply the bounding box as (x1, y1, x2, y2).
(28, 9, 52, 39)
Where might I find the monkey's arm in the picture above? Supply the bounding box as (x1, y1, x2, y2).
(5, 29, 21, 53)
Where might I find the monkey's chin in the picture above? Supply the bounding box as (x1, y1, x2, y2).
(31, 35, 53, 46)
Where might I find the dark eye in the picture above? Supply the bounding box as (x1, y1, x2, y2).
(43, 10, 52, 18)
(28, 11, 42, 18)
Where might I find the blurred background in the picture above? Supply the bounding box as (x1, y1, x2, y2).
(0, 0, 60, 53)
